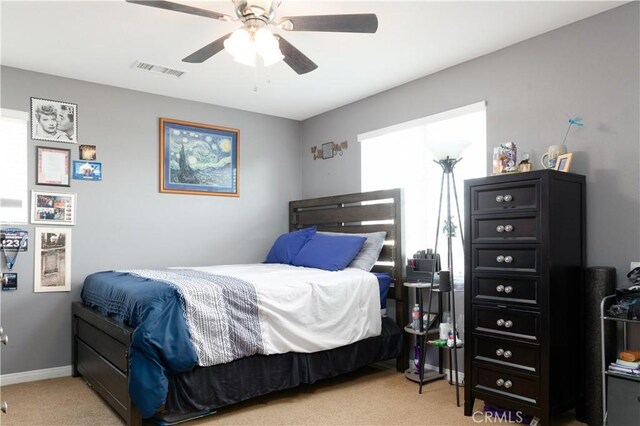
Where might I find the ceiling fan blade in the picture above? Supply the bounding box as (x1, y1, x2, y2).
(182, 33, 231, 63)
(279, 14, 378, 33)
(277, 35, 318, 75)
(126, 0, 231, 21)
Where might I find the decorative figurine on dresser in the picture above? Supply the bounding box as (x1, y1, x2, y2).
(463, 169, 586, 425)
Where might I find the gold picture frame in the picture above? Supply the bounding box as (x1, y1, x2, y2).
(554, 152, 573, 172)
(159, 118, 239, 197)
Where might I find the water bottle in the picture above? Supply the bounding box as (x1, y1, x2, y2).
(412, 304, 420, 330)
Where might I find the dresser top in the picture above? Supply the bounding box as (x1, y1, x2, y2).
(464, 169, 585, 187)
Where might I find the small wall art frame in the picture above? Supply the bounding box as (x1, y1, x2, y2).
(30, 97, 77, 143)
(31, 191, 76, 225)
(555, 152, 574, 172)
(36, 146, 71, 187)
(34, 227, 71, 292)
(73, 161, 102, 181)
(160, 118, 239, 197)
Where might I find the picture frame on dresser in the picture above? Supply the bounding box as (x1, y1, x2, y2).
(554, 153, 573, 172)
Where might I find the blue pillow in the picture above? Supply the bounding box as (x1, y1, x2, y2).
(265, 226, 316, 264)
(291, 233, 367, 271)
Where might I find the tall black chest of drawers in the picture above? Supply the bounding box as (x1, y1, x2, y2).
(463, 170, 586, 425)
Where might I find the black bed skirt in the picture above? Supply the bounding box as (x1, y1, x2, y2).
(166, 317, 402, 413)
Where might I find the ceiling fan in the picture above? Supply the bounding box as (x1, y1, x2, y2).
(126, 0, 378, 75)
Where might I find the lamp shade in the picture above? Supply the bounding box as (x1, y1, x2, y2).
(427, 139, 471, 160)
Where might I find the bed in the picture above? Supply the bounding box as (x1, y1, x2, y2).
(72, 189, 407, 425)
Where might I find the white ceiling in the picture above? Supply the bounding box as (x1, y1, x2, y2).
(1, 1, 625, 120)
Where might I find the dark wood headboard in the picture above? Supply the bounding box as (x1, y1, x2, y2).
(289, 189, 407, 370)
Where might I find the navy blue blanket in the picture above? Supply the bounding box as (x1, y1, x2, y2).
(81, 271, 198, 418)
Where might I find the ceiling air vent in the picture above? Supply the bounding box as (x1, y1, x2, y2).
(131, 61, 186, 78)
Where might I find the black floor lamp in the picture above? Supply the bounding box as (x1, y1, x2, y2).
(425, 140, 470, 406)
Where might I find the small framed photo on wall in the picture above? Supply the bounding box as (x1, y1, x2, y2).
(36, 146, 71, 187)
(72, 161, 102, 181)
(34, 227, 71, 292)
(79, 145, 96, 160)
(31, 191, 76, 225)
(30, 97, 77, 143)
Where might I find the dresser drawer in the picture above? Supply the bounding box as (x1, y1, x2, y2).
(473, 245, 539, 274)
(472, 305, 539, 342)
(472, 214, 539, 243)
(473, 275, 539, 307)
(471, 181, 539, 214)
(473, 364, 540, 406)
(473, 335, 539, 374)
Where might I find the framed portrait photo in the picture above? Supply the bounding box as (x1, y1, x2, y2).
(30, 97, 77, 143)
(554, 152, 574, 172)
(34, 227, 71, 292)
(160, 118, 239, 197)
(36, 146, 71, 187)
(31, 191, 76, 225)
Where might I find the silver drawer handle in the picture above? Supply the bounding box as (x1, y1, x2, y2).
(504, 350, 513, 359)
(496, 255, 505, 263)
(0, 334, 7, 345)
(496, 285, 505, 293)
(504, 380, 513, 389)
(496, 319, 505, 327)
(495, 195, 504, 203)
(504, 225, 514, 232)
(505, 320, 513, 328)
(504, 195, 513, 202)
(496, 348, 504, 356)
(504, 286, 513, 294)
(504, 256, 513, 264)
(496, 225, 504, 233)
(496, 378, 505, 387)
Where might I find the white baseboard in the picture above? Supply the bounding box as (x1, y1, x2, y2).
(0, 365, 72, 386)
(424, 362, 465, 383)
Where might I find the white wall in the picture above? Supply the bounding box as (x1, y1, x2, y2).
(0, 67, 302, 374)
(300, 2, 640, 284)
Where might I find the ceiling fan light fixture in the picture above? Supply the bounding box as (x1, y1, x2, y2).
(224, 26, 283, 67)
(255, 28, 284, 66)
(223, 27, 252, 58)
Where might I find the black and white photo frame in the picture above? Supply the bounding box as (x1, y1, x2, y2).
(30, 97, 77, 143)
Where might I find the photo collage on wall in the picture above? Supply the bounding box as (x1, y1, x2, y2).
(1, 97, 102, 293)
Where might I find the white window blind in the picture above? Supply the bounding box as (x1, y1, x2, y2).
(0, 109, 29, 224)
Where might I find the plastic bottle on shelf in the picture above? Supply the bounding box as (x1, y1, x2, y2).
(412, 304, 420, 330)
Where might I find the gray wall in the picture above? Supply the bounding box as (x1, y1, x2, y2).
(301, 3, 640, 285)
(0, 67, 302, 374)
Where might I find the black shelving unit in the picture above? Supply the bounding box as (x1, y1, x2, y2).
(403, 280, 462, 404)
(600, 294, 640, 425)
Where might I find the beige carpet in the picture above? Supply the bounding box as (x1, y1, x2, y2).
(0, 366, 584, 426)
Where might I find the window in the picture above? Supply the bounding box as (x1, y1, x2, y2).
(0, 109, 29, 224)
(360, 102, 486, 283)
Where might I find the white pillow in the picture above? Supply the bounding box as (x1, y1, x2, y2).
(320, 231, 387, 271)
